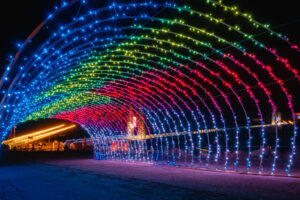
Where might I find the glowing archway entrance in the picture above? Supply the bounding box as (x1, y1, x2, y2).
(0, 0, 299, 176)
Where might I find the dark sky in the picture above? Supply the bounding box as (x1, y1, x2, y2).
(0, 0, 299, 67)
(0, 0, 54, 67)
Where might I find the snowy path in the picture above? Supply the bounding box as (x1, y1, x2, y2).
(1, 158, 300, 200)
(0, 160, 226, 200)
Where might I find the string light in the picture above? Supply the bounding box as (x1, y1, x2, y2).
(0, 1, 298, 176)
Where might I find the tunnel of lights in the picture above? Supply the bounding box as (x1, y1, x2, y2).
(0, 0, 299, 176)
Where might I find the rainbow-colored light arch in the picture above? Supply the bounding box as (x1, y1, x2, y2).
(0, 0, 299, 176)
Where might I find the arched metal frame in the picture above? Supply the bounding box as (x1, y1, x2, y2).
(0, 0, 299, 176)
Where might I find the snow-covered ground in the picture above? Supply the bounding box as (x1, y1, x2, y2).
(1, 158, 300, 200)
